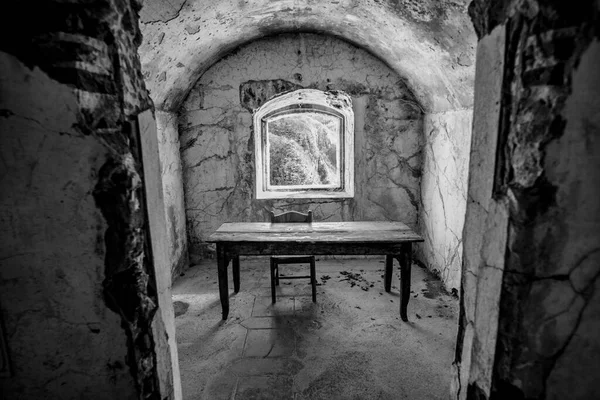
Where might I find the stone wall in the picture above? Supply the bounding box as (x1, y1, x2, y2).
(178, 33, 424, 259)
(0, 57, 137, 397)
(419, 110, 473, 293)
(452, 1, 600, 399)
(0, 1, 178, 398)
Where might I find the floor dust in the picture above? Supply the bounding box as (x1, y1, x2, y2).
(172, 257, 458, 399)
(297, 351, 394, 400)
(421, 267, 448, 299)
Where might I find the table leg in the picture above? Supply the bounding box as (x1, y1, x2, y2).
(233, 255, 240, 293)
(217, 244, 230, 320)
(384, 255, 393, 292)
(399, 243, 412, 322)
(270, 257, 276, 304)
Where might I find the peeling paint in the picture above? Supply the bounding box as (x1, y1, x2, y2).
(492, 4, 598, 397)
(139, 0, 188, 24)
(138, 0, 476, 112)
(456, 1, 600, 399)
(0, 0, 173, 398)
(239, 79, 302, 112)
(93, 152, 160, 399)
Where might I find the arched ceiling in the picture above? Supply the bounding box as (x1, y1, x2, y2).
(139, 0, 476, 113)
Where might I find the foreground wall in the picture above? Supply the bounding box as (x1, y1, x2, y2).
(0, 2, 179, 398)
(156, 111, 188, 277)
(178, 33, 424, 258)
(452, 1, 600, 398)
(0, 53, 137, 398)
(419, 110, 473, 293)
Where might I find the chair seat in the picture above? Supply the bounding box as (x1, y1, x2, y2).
(269, 210, 317, 304)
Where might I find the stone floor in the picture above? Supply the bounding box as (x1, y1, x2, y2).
(172, 257, 459, 400)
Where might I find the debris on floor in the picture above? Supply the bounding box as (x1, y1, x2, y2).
(339, 270, 374, 291)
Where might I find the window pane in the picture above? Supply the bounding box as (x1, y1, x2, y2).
(253, 88, 354, 199)
(267, 112, 341, 188)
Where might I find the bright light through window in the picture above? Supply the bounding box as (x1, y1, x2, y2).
(267, 110, 341, 188)
(254, 89, 354, 199)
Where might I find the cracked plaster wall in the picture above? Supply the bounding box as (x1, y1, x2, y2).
(0, 54, 137, 398)
(450, 24, 507, 400)
(156, 111, 188, 278)
(178, 33, 424, 258)
(418, 110, 473, 293)
(139, 0, 476, 113)
(452, 1, 600, 399)
(0, 1, 178, 398)
(138, 110, 182, 399)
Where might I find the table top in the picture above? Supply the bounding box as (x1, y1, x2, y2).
(207, 221, 423, 244)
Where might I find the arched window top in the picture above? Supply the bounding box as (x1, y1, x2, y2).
(253, 89, 354, 200)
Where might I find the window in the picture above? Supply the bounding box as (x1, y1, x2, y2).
(254, 89, 354, 199)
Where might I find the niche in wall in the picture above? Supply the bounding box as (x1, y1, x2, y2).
(254, 89, 354, 199)
(178, 33, 424, 257)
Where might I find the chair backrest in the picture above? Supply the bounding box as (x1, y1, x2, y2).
(270, 210, 313, 223)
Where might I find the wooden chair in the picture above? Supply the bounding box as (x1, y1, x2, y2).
(269, 210, 317, 304)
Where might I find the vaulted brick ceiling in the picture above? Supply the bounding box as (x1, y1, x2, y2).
(139, 0, 476, 113)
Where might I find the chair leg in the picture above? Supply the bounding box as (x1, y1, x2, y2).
(270, 258, 276, 304)
(275, 265, 280, 286)
(310, 258, 317, 303)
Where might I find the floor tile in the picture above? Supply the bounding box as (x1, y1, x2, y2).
(236, 375, 294, 400)
(294, 297, 320, 316)
(240, 316, 292, 330)
(252, 296, 295, 317)
(201, 375, 237, 400)
(243, 328, 295, 358)
(228, 358, 304, 376)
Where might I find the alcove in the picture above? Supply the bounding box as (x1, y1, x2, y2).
(177, 33, 426, 260)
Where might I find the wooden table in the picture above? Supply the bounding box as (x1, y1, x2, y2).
(207, 221, 424, 321)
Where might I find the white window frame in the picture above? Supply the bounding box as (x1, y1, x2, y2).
(253, 89, 354, 200)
